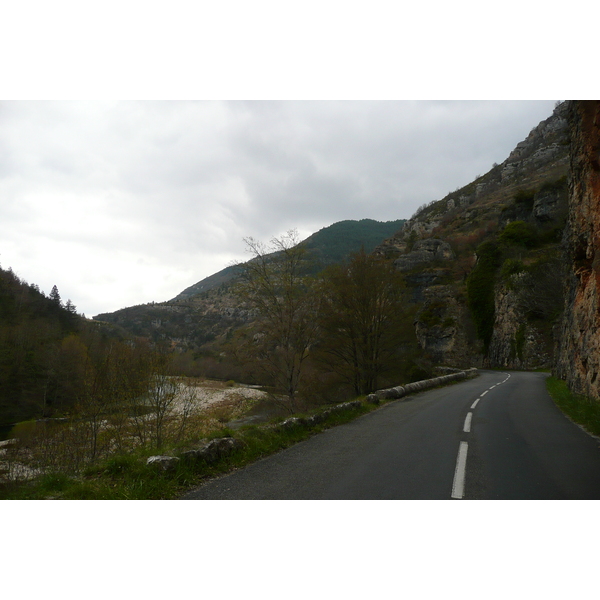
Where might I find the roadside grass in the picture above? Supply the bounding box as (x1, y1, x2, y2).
(2, 373, 477, 500)
(1, 400, 374, 500)
(546, 376, 600, 437)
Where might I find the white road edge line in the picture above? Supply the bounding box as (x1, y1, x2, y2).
(463, 412, 473, 432)
(481, 390, 488, 397)
(471, 398, 480, 409)
(451, 441, 469, 499)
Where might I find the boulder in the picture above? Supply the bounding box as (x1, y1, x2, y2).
(200, 437, 244, 463)
(147, 455, 180, 471)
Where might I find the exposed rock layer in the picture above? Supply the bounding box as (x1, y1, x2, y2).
(555, 101, 600, 399)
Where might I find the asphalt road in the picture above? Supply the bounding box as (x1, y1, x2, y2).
(181, 370, 600, 499)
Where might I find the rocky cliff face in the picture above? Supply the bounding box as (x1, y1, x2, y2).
(555, 101, 600, 400)
(486, 280, 554, 370)
(375, 102, 570, 262)
(374, 103, 571, 368)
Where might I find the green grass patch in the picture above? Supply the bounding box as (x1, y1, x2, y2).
(546, 376, 600, 437)
(3, 377, 475, 500)
(1, 400, 374, 500)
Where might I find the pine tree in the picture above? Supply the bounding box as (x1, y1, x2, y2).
(49, 285, 62, 306)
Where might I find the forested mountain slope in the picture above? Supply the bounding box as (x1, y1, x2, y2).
(173, 219, 405, 300)
(94, 219, 405, 355)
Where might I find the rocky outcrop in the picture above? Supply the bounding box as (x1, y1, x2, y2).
(533, 185, 567, 222)
(555, 101, 600, 400)
(394, 239, 454, 271)
(414, 285, 476, 367)
(374, 102, 570, 261)
(486, 282, 552, 370)
(499, 179, 568, 228)
(371, 103, 572, 370)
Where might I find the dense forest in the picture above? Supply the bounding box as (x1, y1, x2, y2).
(0, 265, 159, 427)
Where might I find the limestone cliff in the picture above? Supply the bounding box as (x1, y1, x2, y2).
(486, 280, 554, 370)
(375, 102, 570, 368)
(555, 101, 600, 400)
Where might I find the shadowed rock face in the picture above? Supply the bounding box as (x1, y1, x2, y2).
(394, 239, 454, 272)
(486, 282, 552, 370)
(533, 187, 564, 222)
(555, 101, 600, 400)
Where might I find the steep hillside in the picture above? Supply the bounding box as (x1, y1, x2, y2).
(0, 267, 81, 423)
(374, 101, 570, 368)
(94, 219, 406, 353)
(173, 219, 405, 300)
(94, 103, 574, 376)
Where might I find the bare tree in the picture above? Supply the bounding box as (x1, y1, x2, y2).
(235, 230, 319, 412)
(316, 249, 409, 395)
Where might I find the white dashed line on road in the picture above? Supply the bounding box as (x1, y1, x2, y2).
(452, 374, 510, 498)
(451, 441, 469, 499)
(463, 412, 473, 433)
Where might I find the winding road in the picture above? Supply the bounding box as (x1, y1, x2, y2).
(181, 370, 600, 499)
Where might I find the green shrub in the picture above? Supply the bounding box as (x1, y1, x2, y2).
(509, 323, 527, 361)
(539, 176, 567, 193)
(102, 453, 139, 477)
(500, 258, 525, 279)
(514, 189, 535, 207)
(38, 472, 73, 493)
(498, 221, 539, 248)
(466, 241, 502, 352)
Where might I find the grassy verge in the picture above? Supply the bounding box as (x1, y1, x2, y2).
(546, 376, 600, 437)
(2, 373, 477, 500)
(1, 401, 373, 500)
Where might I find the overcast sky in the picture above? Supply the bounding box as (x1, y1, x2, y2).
(0, 100, 558, 317)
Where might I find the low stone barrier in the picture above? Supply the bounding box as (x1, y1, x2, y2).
(147, 376, 483, 470)
(147, 436, 245, 470)
(366, 368, 478, 404)
(276, 400, 363, 431)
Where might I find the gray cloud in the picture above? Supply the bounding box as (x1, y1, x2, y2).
(0, 100, 557, 317)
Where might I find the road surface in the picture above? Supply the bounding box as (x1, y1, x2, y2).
(181, 371, 600, 499)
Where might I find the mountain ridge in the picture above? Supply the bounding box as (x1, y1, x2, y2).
(93, 218, 406, 353)
(171, 218, 406, 301)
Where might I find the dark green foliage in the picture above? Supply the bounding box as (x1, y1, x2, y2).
(515, 256, 565, 322)
(466, 241, 502, 353)
(173, 219, 406, 300)
(405, 230, 418, 252)
(301, 219, 406, 271)
(539, 176, 567, 193)
(514, 189, 536, 207)
(500, 258, 525, 281)
(510, 323, 527, 361)
(498, 221, 539, 248)
(0, 267, 81, 424)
